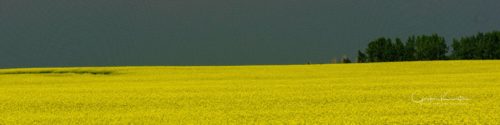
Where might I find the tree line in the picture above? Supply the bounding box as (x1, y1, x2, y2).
(356, 31, 500, 63)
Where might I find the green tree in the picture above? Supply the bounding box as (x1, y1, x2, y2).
(366, 37, 393, 62)
(403, 36, 416, 61)
(357, 50, 367, 63)
(452, 31, 500, 59)
(452, 37, 476, 59)
(393, 38, 405, 61)
(414, 34, 448, 60)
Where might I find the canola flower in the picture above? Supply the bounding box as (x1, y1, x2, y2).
(0, 60, 499, 124)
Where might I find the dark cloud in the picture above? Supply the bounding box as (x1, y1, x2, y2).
(1, 0, 500, 68)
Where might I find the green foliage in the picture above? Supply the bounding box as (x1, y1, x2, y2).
(364, 37, 422, 62)
(393, 38, 405, 61)
(414, 34, 448, 60)
(366, 37, 393, 62)
(403, 36, 416, 61)
(452, 31, 500, 59)
(359, 31, 500, 63)
(357, 50, 367, 63)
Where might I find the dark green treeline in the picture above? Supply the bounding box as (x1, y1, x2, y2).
(357, 31, 500, 63)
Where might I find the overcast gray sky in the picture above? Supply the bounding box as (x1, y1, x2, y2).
(1, 0, 500, 68)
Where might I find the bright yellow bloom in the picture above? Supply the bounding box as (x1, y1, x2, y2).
(0, 60, 498, 124)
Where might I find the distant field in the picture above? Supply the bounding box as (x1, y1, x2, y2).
(0, 61, 499, 124)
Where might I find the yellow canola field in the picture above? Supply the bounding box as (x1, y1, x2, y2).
(0, 60, 499, 124)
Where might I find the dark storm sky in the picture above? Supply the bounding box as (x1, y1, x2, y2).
(1, 0, 500, 68)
